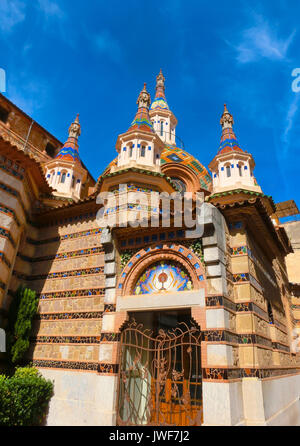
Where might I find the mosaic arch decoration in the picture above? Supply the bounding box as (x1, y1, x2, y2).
(117, 243, 205, 296)
(134, 261, 193, 295)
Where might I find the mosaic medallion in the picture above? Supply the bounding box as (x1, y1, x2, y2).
(134, 261, 193, 295)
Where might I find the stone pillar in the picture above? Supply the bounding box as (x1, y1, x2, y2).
(98, 229, 118, 426)
(201, 203, 227, 296)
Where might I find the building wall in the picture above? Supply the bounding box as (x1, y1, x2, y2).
(17, 216, 106, 370)
(284, 221, 300, 284)
(0, 155, 31, 314)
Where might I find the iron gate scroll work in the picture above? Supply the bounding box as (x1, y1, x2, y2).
(117, 320, 203, 426)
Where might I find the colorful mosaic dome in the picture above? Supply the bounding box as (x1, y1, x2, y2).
(55, 115, 82, 164)
(102, 144, 212, 191)
(161, 145, 212, 190)
(129, 107, 154, 133)
(55, 146, 81, 163)
(218, 127, 243, 155)
(150, 96, 169, 110)
(128, 83, 154, 134)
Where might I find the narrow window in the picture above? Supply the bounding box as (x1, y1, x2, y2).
(160, 121, 163, 136)
(141, 146, 145, 157)
(72, 176, 75, 188)
(61, 172, 66, 184)
(268, 302, 274, 324)
(0, 105, 9, 123)
(129, 145, 133, 157)
(238, 165, 242, 176)
(226, 165, 231, 177)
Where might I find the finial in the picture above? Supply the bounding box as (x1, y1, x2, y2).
(137, 83, 151, 109)
(68, 114, 81, 139)
(156, 69, 165, 91)
(220, 103, 234, 129)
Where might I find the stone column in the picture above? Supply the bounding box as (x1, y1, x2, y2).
(97, 229, 118, 426)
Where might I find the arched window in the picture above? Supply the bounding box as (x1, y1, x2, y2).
(160, 121, 164, 136)
(129, 145, 133, 157)
(238, 164, 243, 176)
(61, 172, 66, 184)
(268, 301, 274, 324)
(141, 146, 146, 157)
(226, 165, 231, 178)
(72, 176, 75, 188)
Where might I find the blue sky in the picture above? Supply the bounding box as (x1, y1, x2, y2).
(0, 0, 299, 206)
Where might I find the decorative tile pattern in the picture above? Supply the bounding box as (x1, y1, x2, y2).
(28, 228, 103, 246)
(35, 312, 103, 320)
(32, 360, 98, 371)
(0, 203, 20, 227)
(0, 181, 27, 216)
(98, 363, 119, 374)
(134, 261, 193, 295)
(0, 227, 16, 248)
(14, 266, 104, 281)
(218, 125, 243, 155)
(55, 146, 81, 163)
(39, 288, 105, 300)
(0, 162, 24, 180)
(32, 336, 101, 344)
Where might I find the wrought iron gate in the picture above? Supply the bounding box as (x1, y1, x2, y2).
(116, 320, 202, 426)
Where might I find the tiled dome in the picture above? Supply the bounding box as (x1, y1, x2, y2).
(55, 146, 81, 163)
(55, 115, 82, 164)
(161, 145, 212, 191)
(218, 127, 243, 155)
(150, 96, 169, 111)
(102, 145, 212, 191)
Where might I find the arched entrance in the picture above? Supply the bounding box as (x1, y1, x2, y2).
(116, 310, 202, 426)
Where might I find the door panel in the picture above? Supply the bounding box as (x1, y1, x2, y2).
(117, 319, 202, 426)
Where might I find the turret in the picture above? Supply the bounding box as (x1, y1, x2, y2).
(45, 115, 87, 200)
(209, 105, 262, 194)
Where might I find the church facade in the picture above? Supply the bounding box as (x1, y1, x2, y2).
(0, 71, 300, 426)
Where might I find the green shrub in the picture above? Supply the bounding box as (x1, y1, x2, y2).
(0, 367, 53, 426)
(7, 286, 39, 364)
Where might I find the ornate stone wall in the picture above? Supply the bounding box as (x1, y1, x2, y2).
(10, 217, 107, 370)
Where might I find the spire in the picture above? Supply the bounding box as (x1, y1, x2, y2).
(55, 114, 81, 163)
(128, 83, 154, 133)
(218, 104, 243, 154)
(150, 69, 169, 110)
(68, 114, 81, 145)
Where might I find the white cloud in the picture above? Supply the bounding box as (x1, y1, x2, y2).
(281, 94, 300, 157)
(229, 15, 295, 64)
(0, 0, 25, 33)
(37, 0, 64, 19)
